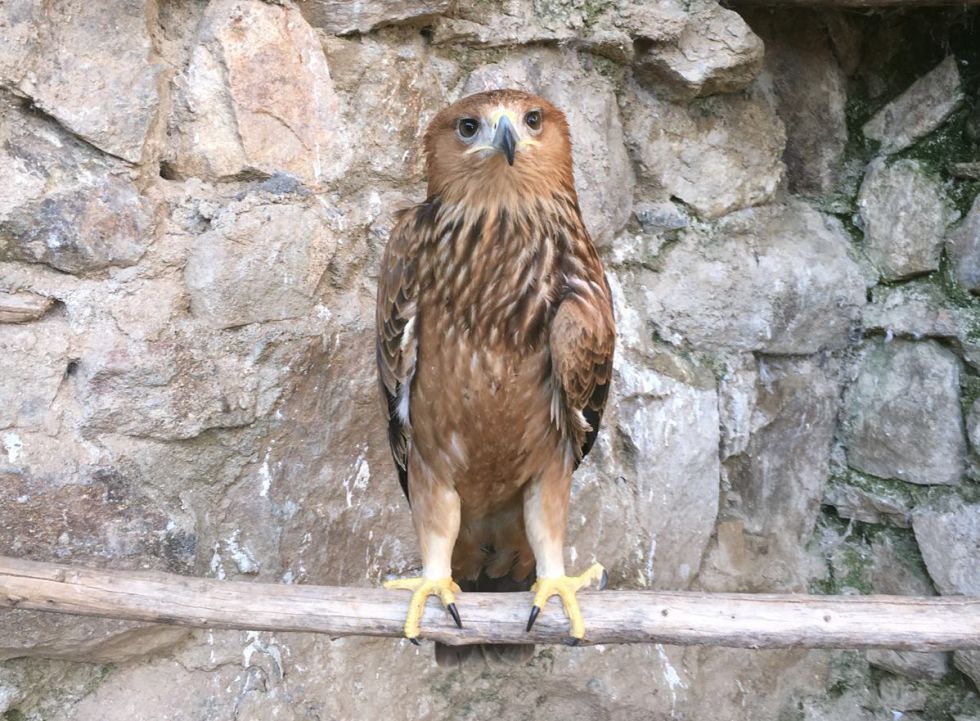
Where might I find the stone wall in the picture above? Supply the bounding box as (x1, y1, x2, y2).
(1, 2, 979, 719)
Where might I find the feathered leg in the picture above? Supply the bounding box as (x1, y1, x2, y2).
(522, 454, 607, 642)
(385, 460, 463, 642)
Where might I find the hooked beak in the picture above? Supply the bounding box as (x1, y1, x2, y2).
(492, 114, 518, 166)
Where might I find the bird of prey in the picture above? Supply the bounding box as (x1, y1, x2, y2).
(376, 89, 615, 662)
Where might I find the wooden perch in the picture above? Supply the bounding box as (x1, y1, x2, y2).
(1, 556, 978, 651)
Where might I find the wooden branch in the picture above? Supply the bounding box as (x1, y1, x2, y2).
(1, 556, 978, 650)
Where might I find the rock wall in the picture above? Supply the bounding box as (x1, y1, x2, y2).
(1, 2, 979, 719)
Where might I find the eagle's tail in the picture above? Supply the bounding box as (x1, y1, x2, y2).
(434, 572, 535, 667)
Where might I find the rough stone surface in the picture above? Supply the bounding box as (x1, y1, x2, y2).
(0, 292, 54, 324)
(822, 482, 911, 528)
(863, 55, 964, 155)
(914, 503, 980, 693)
(0, 614, 187, 664)
(0, 316, 70, 430)
(1, 177, 150, 274)
(878, 676, 928, 711)
(947, 193, 980, 294)
(914, 504, 980, 596)
(0, 96, 152, 275)
(3, 634, 835, 721)
(867, 650, 950, 682)
(185, 196, 338, 329)
(716, 354, 757, 461)
(635, 1, 764, 100)
(843, 341, 965, 486)
(862, 280, 967, 340)
(298, 0, 450, 35)
(950, 162, 980, 181)
(700, 357, 841, 592)
(431, 0, 592, 49)
(323, 36, 449, 183)
(640, 202, 866, 353)
(625, 80, 785, 218)
(1, 0, 160, 163)
(969, 398, 980, 456)
(868, 532, 937, 598)
(168, 0, 352, 184)
(857, 158, 949, 281)
(580, 342, 721, 589)
(749, 12, 848, 195)
(957, 651, 980, 696)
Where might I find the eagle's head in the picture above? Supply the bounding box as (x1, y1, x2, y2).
(423, 89, 575, 205)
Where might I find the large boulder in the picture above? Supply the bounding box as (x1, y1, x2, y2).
(862, 55, 964, 155)
(843, 341, 965, 486)
(184, 196, 340, 330)
(947, 193, 980, 295)
(168, 0, 352, 184)
(624, 81, 785, 218)
(639, 202, 866, 354)
(0, 98, 151, 275)
(700, 356, 841, 592)
(914, 503, 980, 692)
(1, 0, 160, 163)
(857, 159, 949, 281)
(634, 1, 764, 100)
(749, 11, 848, 195)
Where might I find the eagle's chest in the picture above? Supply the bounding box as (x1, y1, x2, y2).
(410, 266, 561, 491)
(421, 214, 561, 351)
(411, 316, 558, 499)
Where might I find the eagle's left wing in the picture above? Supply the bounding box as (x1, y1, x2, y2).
(549, 275, 615, 464)
(376, 209, 425, 501)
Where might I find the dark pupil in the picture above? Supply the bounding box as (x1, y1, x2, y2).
(526, 111, 541, 129)
(458, 119, 478, 138)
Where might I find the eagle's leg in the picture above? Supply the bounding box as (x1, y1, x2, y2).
(384, 476, 463, 643)
(526, 564, 607, 641)
(522, 463, 608, 642)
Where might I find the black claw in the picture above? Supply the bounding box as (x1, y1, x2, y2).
(448, 603, 463, 629)
(526, 605, 541, 632)
(565, 637, 581, 647)
(598, 569, 609, 591)
(410, 637, 422, 646)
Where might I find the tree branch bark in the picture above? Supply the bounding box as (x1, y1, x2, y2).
(1, 556, 978, 650)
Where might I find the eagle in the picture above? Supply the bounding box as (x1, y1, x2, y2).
(376, 89, 615, 663)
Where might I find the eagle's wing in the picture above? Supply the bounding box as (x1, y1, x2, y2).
(549, 275, 615, 463)
(376, 209, 424, 501)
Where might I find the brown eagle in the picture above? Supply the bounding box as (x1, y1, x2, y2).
(376, 89, 615, 663)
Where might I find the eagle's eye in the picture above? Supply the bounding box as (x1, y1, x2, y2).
(524, 110, 542, 131)
(457, 118, 479, 140)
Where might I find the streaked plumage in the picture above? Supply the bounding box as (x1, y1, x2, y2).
(376, 89, 615, 662)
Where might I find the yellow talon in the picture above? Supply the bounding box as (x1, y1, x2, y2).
(528, 563, 607, 640)
(383, 576, 462, 640)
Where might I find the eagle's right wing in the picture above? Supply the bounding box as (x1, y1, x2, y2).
(375, 207, 426, 501)
(549, 273, 615, 465)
